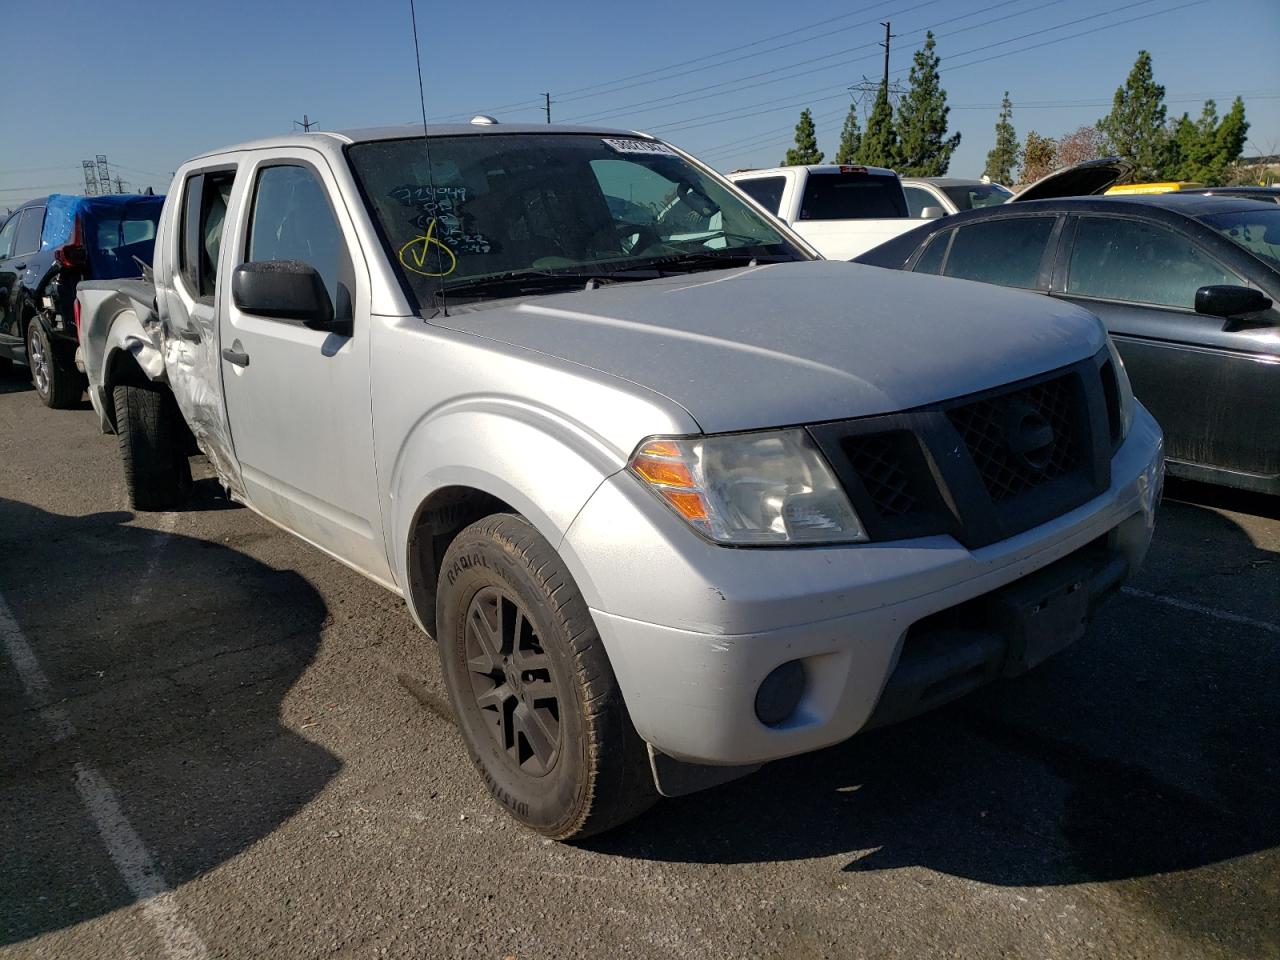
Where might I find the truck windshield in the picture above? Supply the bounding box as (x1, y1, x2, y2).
(347, 133, 807, 308)
(798, 171, 907, 220)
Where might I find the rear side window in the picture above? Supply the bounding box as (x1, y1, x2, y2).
(912, 230, 950, 275)
(180, 170, 236, 300)
(944, 216, 1055, 289)
(799, 172, 907, 220)
(247, 164, 354, 320)
(1068, 216, 1242, 309)
(14, 206, 45, 256)
(736, 177, 787, 215)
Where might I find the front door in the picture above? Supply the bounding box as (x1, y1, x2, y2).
(218, 153, 390, 585)
(1054, 213, 1279, 480)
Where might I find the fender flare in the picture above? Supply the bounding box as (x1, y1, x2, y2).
(386, 399, 628, 628)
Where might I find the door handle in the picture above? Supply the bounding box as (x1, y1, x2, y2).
(221, 346, 250, 367)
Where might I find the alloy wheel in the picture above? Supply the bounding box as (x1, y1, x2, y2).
(27, 325, 49, 397)
(464, 586, 562, 776)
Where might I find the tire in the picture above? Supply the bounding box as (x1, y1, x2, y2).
(26, 318, 84, 409)
(436, 514, 657, 839)
(113, 382, 193, 511)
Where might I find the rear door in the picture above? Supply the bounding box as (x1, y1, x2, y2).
(218, 151, 390, 584)
(1052, 213, 1276, 478)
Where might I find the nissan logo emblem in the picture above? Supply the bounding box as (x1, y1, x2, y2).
(1005, 401, 1055, 471)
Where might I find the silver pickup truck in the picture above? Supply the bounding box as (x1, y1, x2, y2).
(79, 122, 1164, 839)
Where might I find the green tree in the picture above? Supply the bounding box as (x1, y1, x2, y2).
(1098, 50, 1171, 181)
(1170, 97, 1250, 185)
(983, 91, 1020, 183)
(835, 104, 862, 164)
(1020, 130, 1058, 184)
(783, 108, 824, 166)
(893, 32, 960, 176)
(855, 82, 898, 168)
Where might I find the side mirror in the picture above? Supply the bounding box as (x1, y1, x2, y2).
(232, 260, 338, 330)
(1194, 284, 1273, 329)
(919, 205, 946, 219)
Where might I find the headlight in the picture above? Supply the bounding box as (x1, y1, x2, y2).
(1106, 337, 1135, 440)
(627, 430, 867, 545)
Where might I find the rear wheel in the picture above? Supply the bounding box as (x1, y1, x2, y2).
(26, 318, 83, 409)
(113, 382, 192, 511)
(436, 514, 657, 839)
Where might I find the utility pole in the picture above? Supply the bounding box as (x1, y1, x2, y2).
(543, 93, 552, 124)
(293, 113, 316, 132)
(879, 21, 895, 89)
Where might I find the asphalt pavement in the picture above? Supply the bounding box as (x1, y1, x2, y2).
(1, 369, 1277, 960)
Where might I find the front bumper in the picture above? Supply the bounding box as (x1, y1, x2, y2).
(560, 404, 1163, 766)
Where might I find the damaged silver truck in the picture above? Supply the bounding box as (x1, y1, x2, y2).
(78, 123, 1164, 839)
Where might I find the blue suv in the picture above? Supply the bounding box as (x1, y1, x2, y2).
(0, 193, 164, 407)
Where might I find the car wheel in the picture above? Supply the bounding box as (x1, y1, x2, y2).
(26, 318, 83, 409)
(113, 382, 192, 511)
(436, 514, 657, 839)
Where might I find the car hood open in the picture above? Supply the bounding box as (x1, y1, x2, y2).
(434, 260, 1107, 434)
(1009, 156, 1134, 203)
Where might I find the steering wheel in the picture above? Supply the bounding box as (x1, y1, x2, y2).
(590, 221, 662, 257)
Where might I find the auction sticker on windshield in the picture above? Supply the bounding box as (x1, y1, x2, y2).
(602, 138, 675, 156)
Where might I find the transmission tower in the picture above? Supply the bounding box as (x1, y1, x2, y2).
(96, 155, 112, 195)
(82, 160, 99, 196)
(848, 76, 906, 115)
(293, 114, 316, 132)
(112, 175, 130, 194)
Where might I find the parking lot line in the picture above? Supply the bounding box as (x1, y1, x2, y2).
(0, 592, 209, 960)
(1120, 586, 1280, 636)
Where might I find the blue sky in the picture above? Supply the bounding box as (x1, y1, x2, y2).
(1, 0, 1277, 206)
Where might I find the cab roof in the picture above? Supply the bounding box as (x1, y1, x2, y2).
(189, 123, 656, 160)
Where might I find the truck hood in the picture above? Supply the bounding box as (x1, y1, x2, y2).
(434, 260, 1106, 434)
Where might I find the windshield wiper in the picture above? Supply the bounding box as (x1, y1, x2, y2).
(438, 267, 664, 301)
(625, 250, 793, 274)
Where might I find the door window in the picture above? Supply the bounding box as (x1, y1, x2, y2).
(180, 171, 236, 300)
(1067, 216, 1241, 309)
(0, 215, 18, 260)
(14, 207, 45, 256)
(943, 216, 1055, 289)
(903, 186, 935, 218)
(246, 164, 354, 320)
(735, 177, 787, 215)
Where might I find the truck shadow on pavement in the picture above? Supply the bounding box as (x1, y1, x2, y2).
(0, 498, 339, 947)
(591, 489, 1280, 950)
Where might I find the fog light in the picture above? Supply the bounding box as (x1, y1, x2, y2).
(755, 660, 805, 726)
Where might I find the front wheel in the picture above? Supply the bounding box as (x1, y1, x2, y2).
(436, 514, 656, 839)
(26, 318, 83, 409)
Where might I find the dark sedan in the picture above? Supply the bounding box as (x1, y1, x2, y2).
(856, 194, 1280, 495)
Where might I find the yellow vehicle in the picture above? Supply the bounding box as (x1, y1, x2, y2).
(1104, 181, 1205, 195)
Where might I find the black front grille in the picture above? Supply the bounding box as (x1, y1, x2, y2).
(809, 351, 1113, 550)
(947, 374, 1079, 502)
(845, 432, 920, 518)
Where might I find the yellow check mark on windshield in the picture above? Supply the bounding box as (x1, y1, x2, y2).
(399, 219, 458, 277)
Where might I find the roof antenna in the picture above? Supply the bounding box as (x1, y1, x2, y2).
(409, 0, 448, 317)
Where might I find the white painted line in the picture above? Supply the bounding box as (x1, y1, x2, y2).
(0, 595, 73, 742)
(1121, 586, 1280, 636)
(74, 763, 210, 960)
(0, 591, 209, 960)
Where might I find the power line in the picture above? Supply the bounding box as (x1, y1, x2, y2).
(694, 0, 1214, 163)
(433, 0, 935, 120)
(565, 0, 1071, 125)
